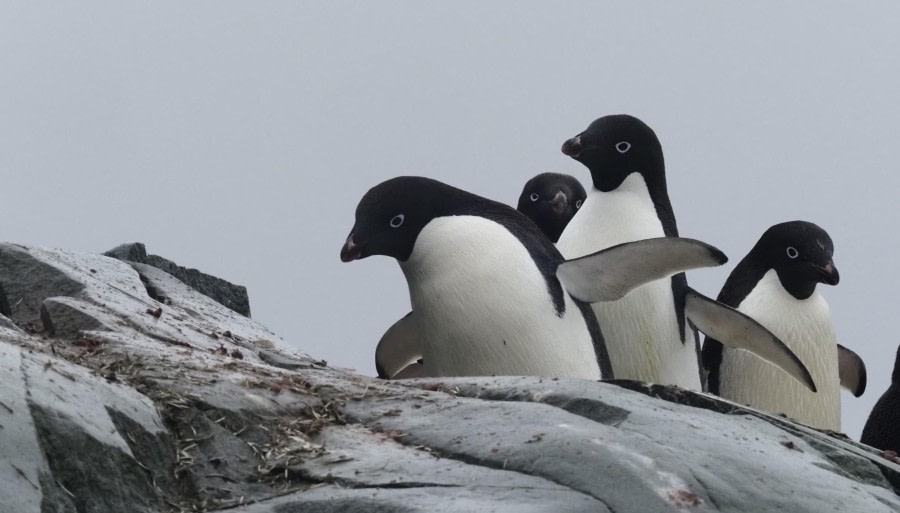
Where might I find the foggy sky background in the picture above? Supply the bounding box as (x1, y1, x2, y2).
(2, 2, 898, 439)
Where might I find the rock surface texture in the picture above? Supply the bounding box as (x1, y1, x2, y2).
(1, 241, 899, 513)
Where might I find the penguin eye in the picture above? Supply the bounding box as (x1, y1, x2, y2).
(575, 199, 583, 209)
(530, 193, 539, 202)
(390, 214, 405, 228)
(786, 246, 799, 259)
(615, 141, 631, 153)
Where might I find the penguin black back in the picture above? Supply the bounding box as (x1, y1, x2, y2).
(703, 221, 839, 394)
(861, 345, 900, 452)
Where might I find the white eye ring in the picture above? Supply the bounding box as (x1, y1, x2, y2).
(575, 199, 583, 209)
(616, 141, 631, 153)
(530, 193, 539, 202)
(390, 214, 405, 228)
(786, 246, 799, 259)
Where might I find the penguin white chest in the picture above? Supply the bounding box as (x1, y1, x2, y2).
(719, 270, 840, 430)
(557, 174, 698, 388)
(558, 174, 666, 252)
(400, 216, 601, 379)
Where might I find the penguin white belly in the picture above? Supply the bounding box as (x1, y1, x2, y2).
(401, 216, 601, 379)
(718, 270, 840, 430)
(557, 174, 699, 388)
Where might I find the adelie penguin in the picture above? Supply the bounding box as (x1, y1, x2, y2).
(374, 173, 586, 379)
(861, 345, 900, 451)
(517, 172, 587, 243)
(343, 176, 736, 379)
(557, 114, 817, 391)
(702, 221, 866, 431)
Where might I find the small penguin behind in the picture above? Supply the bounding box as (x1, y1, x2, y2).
(861, 345, 899, 451)
(343, 176, 737, 380)
(517, 172, 587, 243)
(556, 114, 816, 392)
(702, 221, 866, 431)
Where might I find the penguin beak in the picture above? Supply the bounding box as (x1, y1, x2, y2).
(814, 260, 840, 285)
(548, 190, 568, 214)
(561, 135, 583, 158)
(340, 235, 366, 262)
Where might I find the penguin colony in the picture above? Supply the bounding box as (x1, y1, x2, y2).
(342, 114, 885, 439)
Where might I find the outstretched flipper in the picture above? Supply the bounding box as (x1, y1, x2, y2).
(558, 237, 727, 303)
(837, 344, 867, 397)
(685, 287, 816, 392)
(375, 312, 423, 379)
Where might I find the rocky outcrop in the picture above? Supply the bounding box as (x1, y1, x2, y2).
(104, 242, 251, 317)
(1, 241, 899, 513)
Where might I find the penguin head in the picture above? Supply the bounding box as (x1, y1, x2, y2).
(561, 114, 664, 192)
(755, 221, 839, 299)
(341, 176, 463, 263)
(516, 172, 586, 242)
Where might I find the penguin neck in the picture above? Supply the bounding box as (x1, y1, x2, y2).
(717, 254, 770, 305)
(775, 269, 818, 300)
(541, 215, 568, 243)
(735, 246, 819, 301)
(398, 219, 462, 292)
(558, 173, 665, 259)
(595, 169, 678, 237)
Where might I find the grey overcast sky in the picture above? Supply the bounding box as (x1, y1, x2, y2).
(2, 2, 898, 439)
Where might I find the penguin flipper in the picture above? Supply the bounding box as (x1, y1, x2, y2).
(837, 344, 867, 397)
(684, 288, 817, 392)
(393, 361, 426, 379)
(558, 237, 727, 302)
(375, 311, 423, 379)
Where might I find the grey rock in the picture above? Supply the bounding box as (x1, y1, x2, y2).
(0, 242, 287, 360)
(0, 342, 50, 513)
(104, 242, 251, 317)
(0, 340, 171, 513)
(0, 244, 85, 331)
(228, 484, 604, 513)
(0, 312, 21, 332)
(257, 348, 325, 370)
(2, 241, 900, 513)
(102, 242, 147, 263)
(41, 296, 114, 338)
(353, 377, 900, 513)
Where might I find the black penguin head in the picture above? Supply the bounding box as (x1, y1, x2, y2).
(516, 172, 587, 242)
(341, 176, 467, 263)
(561, 114, 664, 192)
(752, 221, 839, 299)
